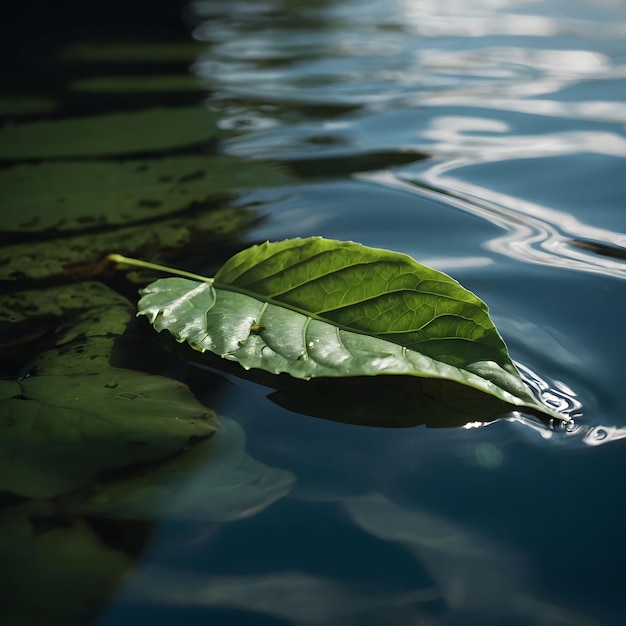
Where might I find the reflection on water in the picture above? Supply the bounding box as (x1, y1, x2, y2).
(75, 417, 296, 522)
(112, 567, 441, 625)
(343, 492, 596, 625)
(109, 490, 596, 625)
(175, 4, 626, 623)
(365, 168, 626, 279)
(193, 0, 626, 281)
(6, 0, 625, 624)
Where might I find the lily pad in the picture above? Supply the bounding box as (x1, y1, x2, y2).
(70, 75, 204, 94)
(0, 95, 59, 116)
(61, 42, 207, 63)
(135, 237, 564, 422)
(0, 106, 222, 160)
(0, 281, 132, 326)
(0, 368, 216, 499)
(0, 282, 217, 499)
(0, 205, 255, 282)
(0, 156, 290, 233)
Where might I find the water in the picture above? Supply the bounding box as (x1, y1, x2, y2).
(2, 0, 626, 624)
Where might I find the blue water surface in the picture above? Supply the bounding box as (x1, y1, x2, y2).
(83, 0, 625, 624)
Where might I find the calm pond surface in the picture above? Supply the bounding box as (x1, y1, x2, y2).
(2, 0, 626, 625)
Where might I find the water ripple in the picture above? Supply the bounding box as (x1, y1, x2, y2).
(192, 0, 626, 285)
(362, 168, 626, 279)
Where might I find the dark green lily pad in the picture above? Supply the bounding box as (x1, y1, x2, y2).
(60, 42, 207, 63)
(0, 205, 256, 282)
(0, 281, 132, 326)
(0, 156, 289, 233)
(0, 368, 216, 499)
(0, 95, 59, 116)
(0, 106, 222, 160)
(0, 281, 217, 499)
(70, 74, 204, 94)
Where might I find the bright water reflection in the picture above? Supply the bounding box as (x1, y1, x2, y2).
(197, 0, 626, 277)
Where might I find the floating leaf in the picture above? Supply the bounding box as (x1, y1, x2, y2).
(0, 106, 222, 160)
(0, 282, 217, 498)
(60, 42, 207, 63)
(0, 282, 133, 375)
(0, 156, 290, 233)
(0, 95, 59, 116)
(132, 237, 564, 423)
(0, 281, 132, 326)
(70, 74, 204, 94)
(0, 369, 216, 499)
(0, 205, 255, 282)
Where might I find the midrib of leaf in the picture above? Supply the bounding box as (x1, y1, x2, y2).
(199, 286, 537, 410)
(212, 278, 505, 362)
(217, 258, 508, 363)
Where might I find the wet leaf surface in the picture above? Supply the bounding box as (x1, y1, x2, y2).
(138, 237, 563, 423)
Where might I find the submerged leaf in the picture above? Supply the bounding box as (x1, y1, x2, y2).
(0, 106, 221, 160)
(136, 237, 564, 422)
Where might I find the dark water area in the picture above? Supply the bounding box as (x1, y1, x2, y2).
(1, 1, 625, 625)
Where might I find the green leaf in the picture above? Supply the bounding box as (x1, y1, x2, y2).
(0, 95, 59, 116)
(0, 369, 216, 499)
(134, 237, 564, 423)
(0, 205, 255, 282)
(0, 282, 217, 499)
(70, 74, 204, 94)
(60, 42, 207, 63)
(0, 106, 222, 160)
(0, 156, 290, 233)
(0, 282, 134, 369)
(0, 281, 132, 326)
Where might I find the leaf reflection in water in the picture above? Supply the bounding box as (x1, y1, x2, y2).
(344, 492, 596, 626)
(105, 491, 595, 626)
(74, 417, 296, 523)
(110, 567, 440, 626)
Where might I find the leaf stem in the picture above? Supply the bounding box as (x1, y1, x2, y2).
(107, 253, 213, 283)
